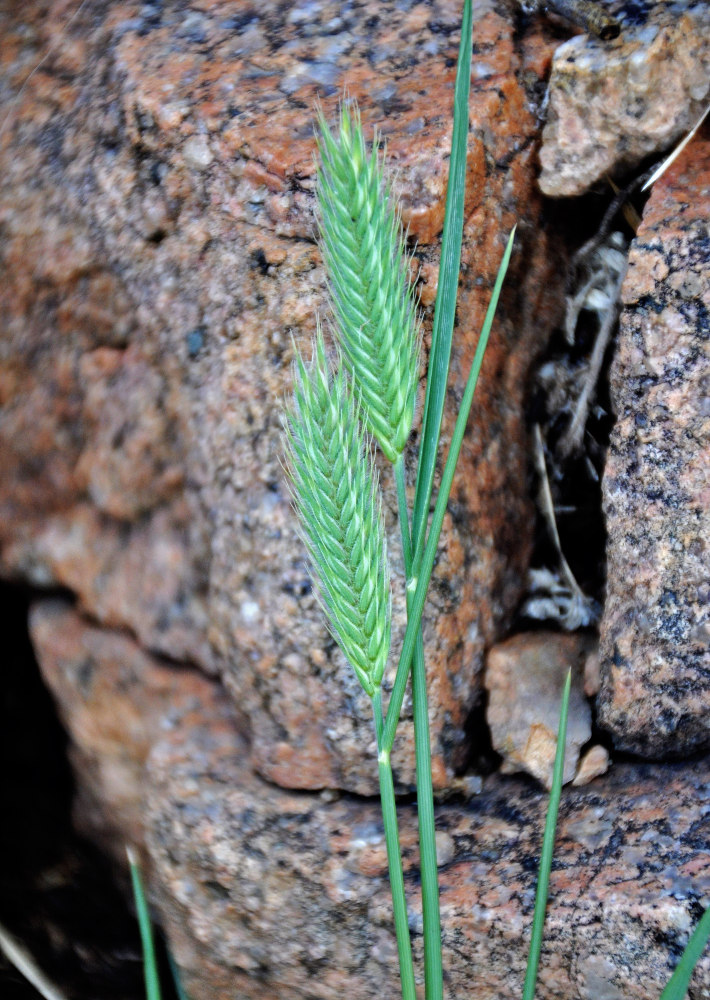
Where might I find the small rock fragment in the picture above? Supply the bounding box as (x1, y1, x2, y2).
(583, 646, 601, 697)
(182, 135, 213, 171)
(435, 831, 455, 867)
(573, 744, 610, 786)
(539, 1, 710, 196)
(485, 632, 596, 789)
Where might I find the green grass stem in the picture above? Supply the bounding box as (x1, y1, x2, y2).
(383, 227, 516, 754)
(127, 846, 162, 1000)
(395, 455, 442, 1000)
(373, 691, 417, 1000)
(409, 627, 441, 999)
(167, 949, 189, 1000)
(521, 670, 571, 1000)
(659, 905, 710, 1000)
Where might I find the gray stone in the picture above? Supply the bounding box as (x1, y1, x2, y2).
(29, 601, 710, 1000)
(539, 0, 710, 197)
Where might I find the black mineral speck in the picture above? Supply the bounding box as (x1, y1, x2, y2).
(250, 248, 270, 275)
(617, 0, 650, 28)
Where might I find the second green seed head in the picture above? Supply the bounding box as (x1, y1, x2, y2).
(285, 331, 391, 696)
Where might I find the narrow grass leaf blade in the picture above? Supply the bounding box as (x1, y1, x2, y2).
(659, 906, 710, 1000)
(167, 947, 190, 1000)
(372, 692, 417, 1000)
(521, 669, 571, 1000)
(412, 0, 473, 555)
(0, 921, 68, 1000)
(641, 102, 710, 192)
(403, 9, 474, 998)
(384, 227, 515, 751)
(127, 846, 162, 1000)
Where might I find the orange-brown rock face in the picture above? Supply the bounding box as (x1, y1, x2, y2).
(0, 0, 563, 793)
(597, 138, 710, 758)
(147, 696, 710, 1000)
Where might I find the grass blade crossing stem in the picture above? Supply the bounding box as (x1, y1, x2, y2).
(394, 452, 444, 1000)
(383, 227, 516, 753)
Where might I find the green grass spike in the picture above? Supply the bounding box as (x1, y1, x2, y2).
(285, 329, 391, 694)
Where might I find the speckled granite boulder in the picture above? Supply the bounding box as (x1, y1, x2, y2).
(597, 138, 710, 758)
(145, 676, 710, 1000)
(0, 0, 565, 794)
(539, 0, 710, 196)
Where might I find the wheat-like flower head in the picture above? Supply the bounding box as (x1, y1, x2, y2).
(317, 103, 421, 463)
(285, 330, 391, 697)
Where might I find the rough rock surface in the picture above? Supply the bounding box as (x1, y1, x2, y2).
(539, 0, 710, 197)
(485, 632, 596, 788)
(28, 599, 230, 866)
(146, 673, 710, 1000)
(597, 137, 710, 758)
(0, 0, 565, 794)
(30, 602, 710, 1000)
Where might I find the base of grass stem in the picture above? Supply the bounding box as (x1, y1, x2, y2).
(393, 456, 443, 1000)
(372, 691, 417, 1000)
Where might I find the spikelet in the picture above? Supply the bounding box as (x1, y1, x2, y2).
(285, 330, 391, 697)
(317, 103, 420, 463)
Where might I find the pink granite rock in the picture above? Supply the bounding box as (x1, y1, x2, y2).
(28, 601, 710, 1000)
(597, 137, 710, 758)
(0, 1, 565, 793)
(146, 675, 710, 1000)
(485, 632, 596, 788)
(28, 599, 229, 866)
(539, 0, 710, 197)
